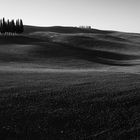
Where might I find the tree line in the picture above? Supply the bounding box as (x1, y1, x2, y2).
(79, 26, 92, 30)
(0, 18, 24, 35)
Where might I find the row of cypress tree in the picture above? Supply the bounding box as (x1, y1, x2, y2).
(0, 18, 24, 35)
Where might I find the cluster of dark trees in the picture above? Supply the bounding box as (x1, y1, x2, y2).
(0, 18, 24, 35)
(79, 26, 92, 30)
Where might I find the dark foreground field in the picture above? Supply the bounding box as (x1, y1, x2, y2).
(0, 26, 140, 139)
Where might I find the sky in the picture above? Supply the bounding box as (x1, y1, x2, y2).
(0, 0, 139, 33)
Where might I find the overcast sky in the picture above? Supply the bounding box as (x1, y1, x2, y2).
(0, 0, 139, 33)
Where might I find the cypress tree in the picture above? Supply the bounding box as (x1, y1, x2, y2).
(11, 20, 15, 35)
(0, 19, 2, 34)
(0, 18, 24, 35)
(15, 19, 20, 34)
(2, 18, 6, 34)
(19, 19, 24, 33)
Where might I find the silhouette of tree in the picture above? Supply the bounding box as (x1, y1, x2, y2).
(11, 20, 16, 34)
(0, 17, 24, 35)
(7, 19, 10, 34)
(0, 19, 2, 33)
(19, 19, 24, 33)
(79, 25, 92, 30)
(2, 18, 6, 34)
(15, 19, 20, 34)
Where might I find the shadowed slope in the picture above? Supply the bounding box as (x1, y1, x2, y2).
(24, 25, 100, 34)
(0, 35, 44, 44)
(0, 26, 140, 67)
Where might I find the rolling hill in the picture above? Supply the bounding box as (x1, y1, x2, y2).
(0, 26, 140, 140)
(0, 25, 140, 68)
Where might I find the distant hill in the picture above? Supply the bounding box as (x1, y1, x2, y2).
(24, 25, 113, 34)
(0, 25, 140, 67)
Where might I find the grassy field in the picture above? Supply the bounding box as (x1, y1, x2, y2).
(0, 71, 140, 140)
(0, 26, 140, 139)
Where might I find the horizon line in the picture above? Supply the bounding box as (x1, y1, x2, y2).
(24, 24, 140, 34)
